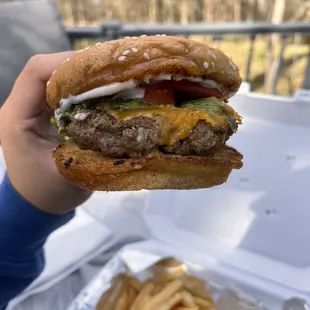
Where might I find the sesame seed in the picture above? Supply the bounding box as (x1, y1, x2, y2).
(185, 48, 189, 53)
(211, 62, 215, 68)
(47, 81, 50, 87)
(95, 42, 101, 46)
(122, 50, 130, 56)
(229, 60, 236, 69)
(161, 34, 166, 36)
(77, 49, 83, 54)
(118, 56, 126, 62)
(203, 62, 209, 69)
(143, 52, 150, 60)
(124, 36, 130, 39)
(132, 47, 138, 52)
(52, 70, 56, 75)
(143, 75, 152, 83)
(132, 36, 137, 39)
(140, 34, 147, 37)
(62, 57, 70, 64)
(155, 34, 161, 36)
(74, 112, 89, 121)
(83, 47, 90, 51)
(211, 53, 217, 59)
(134, 165, 142, 169)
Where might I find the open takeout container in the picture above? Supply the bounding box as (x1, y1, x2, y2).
(142, 91, 310, 309)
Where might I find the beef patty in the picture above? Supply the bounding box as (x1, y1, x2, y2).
(66, 108, 233, 158)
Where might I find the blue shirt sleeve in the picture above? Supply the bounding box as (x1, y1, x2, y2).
(0, 172, 75, 309)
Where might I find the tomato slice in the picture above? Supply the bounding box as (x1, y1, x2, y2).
(143, 88, 175, 106)
(156, 80, 223, 99)
(142, 80, 224, 106)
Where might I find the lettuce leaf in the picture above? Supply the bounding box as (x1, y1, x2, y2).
(181, 97, 239, 132)
(96, 98, 153, 111)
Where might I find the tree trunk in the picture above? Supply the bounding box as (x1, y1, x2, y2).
(246, 0, 257, 21)
(265, 0, 287, 94)
(156, 0, 164, 22)
(195, 0, 204, 22)
(180, 0, 189, 24)
(149, 0, 157, 23)
(234, 0, 242, 22)
(203, 0, 214, 22)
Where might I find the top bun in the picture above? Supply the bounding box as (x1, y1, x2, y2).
(46, 36, 242, 110)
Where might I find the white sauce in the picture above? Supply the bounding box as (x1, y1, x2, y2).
(153, 73, 172, 81)
(55, 108, 64, 127)
(136, 127, 147, 143)
(74, 112, 89, 121)
(55, 74, 224, 121)
(59, 80, 137, 112)
(113, 88, 145, 100)
(143, 75, 152, 84)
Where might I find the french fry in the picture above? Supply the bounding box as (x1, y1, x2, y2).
(156, 292, 183, 310)
(96, 275, 127, 310)
(127, 285, 138, 306)
(151, 266, 186, 283)
(96, 285, 114, 310)
(181, 275, 205, 290)
(152, 282, 171, 295)
(181, 275, 213, 302)
(173, 307, 199, 310)
(129, 282, 155, 310)
(150, 258, 186, 284)
(147, 279, 183, 308)
(128, 276, 143, 292)
(181, 290, 196, 307)
(114, 285, 129, 310)
(193, 296, 215, 309)
(153, 258, 183, 268)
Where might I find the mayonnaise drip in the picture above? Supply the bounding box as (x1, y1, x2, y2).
(59, 80, 137, 112)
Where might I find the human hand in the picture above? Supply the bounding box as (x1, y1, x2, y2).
(0, 52, 93, 214)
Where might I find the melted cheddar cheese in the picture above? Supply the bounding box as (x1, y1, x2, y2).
(108, 106, 240, 146)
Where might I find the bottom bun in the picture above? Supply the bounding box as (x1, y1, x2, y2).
(52, 140, 243, 191)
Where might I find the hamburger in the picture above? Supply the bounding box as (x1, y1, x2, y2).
(47, 35, 243, 191)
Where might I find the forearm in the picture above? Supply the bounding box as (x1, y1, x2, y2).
(0, 172, 74, 308)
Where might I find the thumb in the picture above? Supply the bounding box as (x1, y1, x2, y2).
(8, 51, 76, 120)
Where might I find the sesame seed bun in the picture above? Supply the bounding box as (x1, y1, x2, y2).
(52, 140, 243, 191)
(46, 36, 242, 110)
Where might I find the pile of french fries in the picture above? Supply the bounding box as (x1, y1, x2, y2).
(96, 258, 216, 310)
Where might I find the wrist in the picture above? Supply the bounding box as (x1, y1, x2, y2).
(0, 171, 75, 260)
(6, 169, 91, 215)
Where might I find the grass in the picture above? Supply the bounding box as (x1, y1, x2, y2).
(74, 36, 309, 96)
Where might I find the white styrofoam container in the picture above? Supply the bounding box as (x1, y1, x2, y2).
(144, 91, 310, 309)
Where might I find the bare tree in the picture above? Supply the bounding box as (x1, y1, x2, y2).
(265, 0, 287, 93)
(234, 0, 242, 22)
